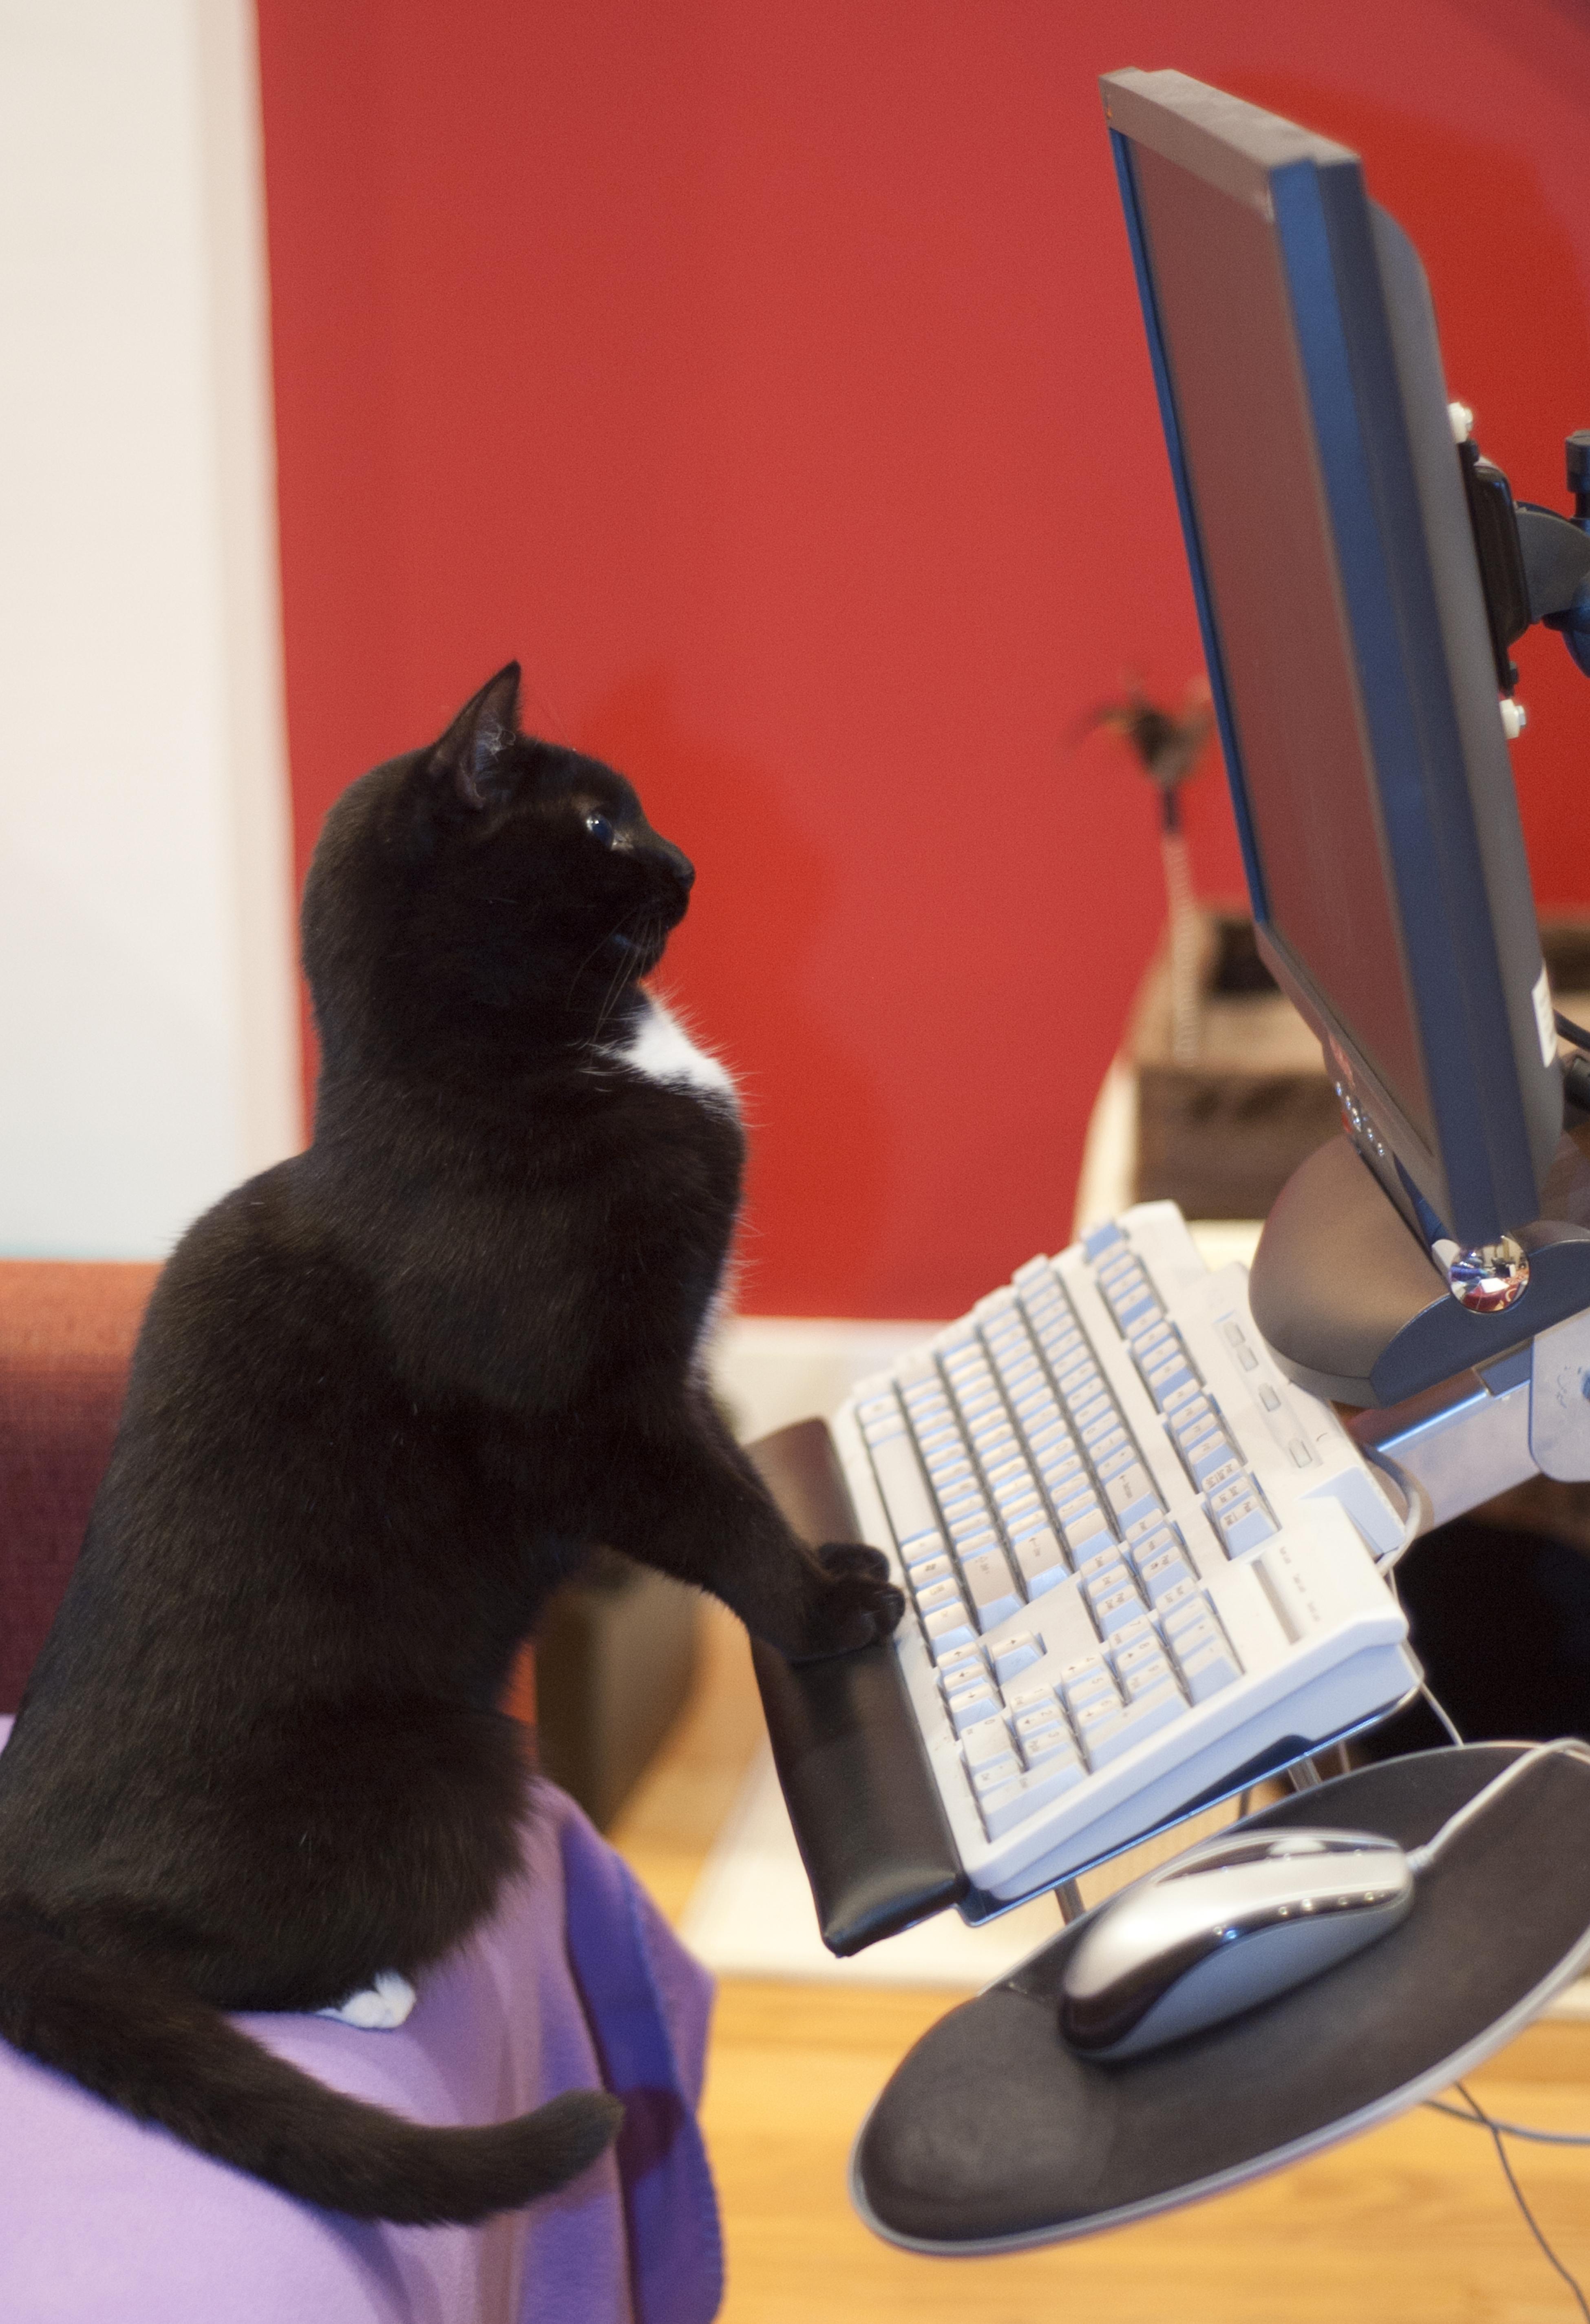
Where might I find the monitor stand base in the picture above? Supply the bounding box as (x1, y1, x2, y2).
(1248, 1132, 1590, 1407)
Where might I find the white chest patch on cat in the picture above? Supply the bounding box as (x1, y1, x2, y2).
(607, 997, 738, 1106)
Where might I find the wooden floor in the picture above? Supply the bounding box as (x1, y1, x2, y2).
(609, 1601, 1590, 2324)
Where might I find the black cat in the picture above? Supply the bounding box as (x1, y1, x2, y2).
(0, 665, 902, 2225)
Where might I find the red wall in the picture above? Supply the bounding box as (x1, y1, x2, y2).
(256, 0, 1590, 1318)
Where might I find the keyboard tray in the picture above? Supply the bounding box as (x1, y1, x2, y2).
(749, 1419, 968, 1954)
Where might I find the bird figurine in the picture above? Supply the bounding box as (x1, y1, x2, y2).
(1073, 676, 1213, 830)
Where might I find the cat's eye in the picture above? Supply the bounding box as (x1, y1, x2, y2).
(584, 811, 616, 848)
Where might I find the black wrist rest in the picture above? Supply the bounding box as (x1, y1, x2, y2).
(747, 1418, 967, 1955)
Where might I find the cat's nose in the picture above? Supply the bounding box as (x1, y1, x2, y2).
(662, 844, 695, 892)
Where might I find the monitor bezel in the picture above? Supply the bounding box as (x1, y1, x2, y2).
(1100, 67, 1558, 1250)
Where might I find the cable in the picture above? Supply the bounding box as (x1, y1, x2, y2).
(1420, 1680, 1465, 1747)
(1406, 1739, 1590, 1875)
(1426, 2099, 1590, 2148)
(1441, 2082, 1590, 2322)
(1555, 1007, 1590, 1052)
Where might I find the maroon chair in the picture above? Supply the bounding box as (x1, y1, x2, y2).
(0, 1261, 159, 1713)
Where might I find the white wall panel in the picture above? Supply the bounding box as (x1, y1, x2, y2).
(0, 0, 299, 1258)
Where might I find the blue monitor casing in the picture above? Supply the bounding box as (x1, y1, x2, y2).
(1100, 68, 1561, 1267)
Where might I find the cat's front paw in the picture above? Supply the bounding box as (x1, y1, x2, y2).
(788, 1542, 906, 1662)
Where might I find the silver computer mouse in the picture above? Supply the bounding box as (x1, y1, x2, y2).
(1058, 1826, 1415, 2060)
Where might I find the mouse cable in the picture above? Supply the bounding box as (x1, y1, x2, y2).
(1428, 2082, 1590, 2323)
(1419, 1681, 1465, 1747)
(1405, 1738, 1590, 1875)
(1556, 1008, 1590, 1053)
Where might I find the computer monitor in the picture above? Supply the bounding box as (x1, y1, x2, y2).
(1099, 68, 1561, 1258)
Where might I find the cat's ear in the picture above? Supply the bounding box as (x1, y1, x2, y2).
(429, 663, 523, 809)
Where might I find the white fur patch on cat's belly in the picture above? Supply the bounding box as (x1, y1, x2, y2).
(316, 1970, 416, 2030)
(607, 998, 737, 1105)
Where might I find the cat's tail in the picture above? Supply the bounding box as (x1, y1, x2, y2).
(0, 1899, 623, 2224)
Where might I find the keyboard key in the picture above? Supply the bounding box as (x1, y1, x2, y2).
(914, 1576, 962, 1615)
(946, 1682, 1001, 1733)
(1083, 1222, 1123, 1259)
(1012, 1527, 1067, 1596)
(1007, 1512, 1054, 1552)
(1087, 1682, 1186, 1764)
(1062, 1659, 1117, 1710)
(1178, 1634, 1243, 1702)
(1217, 1497, 1279, 1554)
(1138, 1543, 1195, 1601)
(1113, 1632, 1164, 1680)
(952, 1524, 1000, 1560)
(1144, 1358, 1195, 1407)
(1188, 1435, 1237, 1486)
(909, 1553, 955, 1593)
(925, 1447, 973, 1481)
(1042, 1471, 1087, 1516)
(1077, 1537, 1126, 1579)
(1122, 1653, 1177, 1700)
(1062, 1504, 1112, 1557)
(1093, 1582, 1145, 1636)
(1043, 1474, 1088, 1521)
(1095, 1443, 1140, 1486)
(1021, 1728, 1078, 1770)
(1168, 1614, 1217, 1661)
(961, 1548, 1024, 1631)
(937, 1640, 986, 1686)
(924, 1602, 977, 1657)
(1209, 1476, 1253, 1514)
(1071, 1698, 1131, 1765)
(1130, 1318, 1175, 1360)
(970, 1420, 1016, 1458)
(1013, 1701, 1064, 1744)
(992, 1631, 1045, 1684)
(1082, 1561, 1131, 1606)
(900, 1530, 948, 1572)
(975, 1750, 1086, 1837)
(1160, 1591, 1213, 1642)
(868, 1434, 939, 1544)
(962, 1715, 1015, 1766)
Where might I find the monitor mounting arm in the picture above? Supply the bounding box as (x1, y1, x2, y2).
(1457, 417, 1590, 694)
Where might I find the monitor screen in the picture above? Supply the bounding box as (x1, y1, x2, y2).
(1128, 142, 1432, 1146)
(1101, 69, 1559, 1250)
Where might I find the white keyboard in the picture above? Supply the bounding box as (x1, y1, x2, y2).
(833, 1202, 1422, 1909)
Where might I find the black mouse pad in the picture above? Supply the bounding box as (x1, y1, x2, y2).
(852, 1744, 1590, 2252)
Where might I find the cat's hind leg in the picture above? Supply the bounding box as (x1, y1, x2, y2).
(316, 1971, 416, 2030)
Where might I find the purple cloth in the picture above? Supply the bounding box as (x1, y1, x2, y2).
(0, 1719, 722, 2324)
